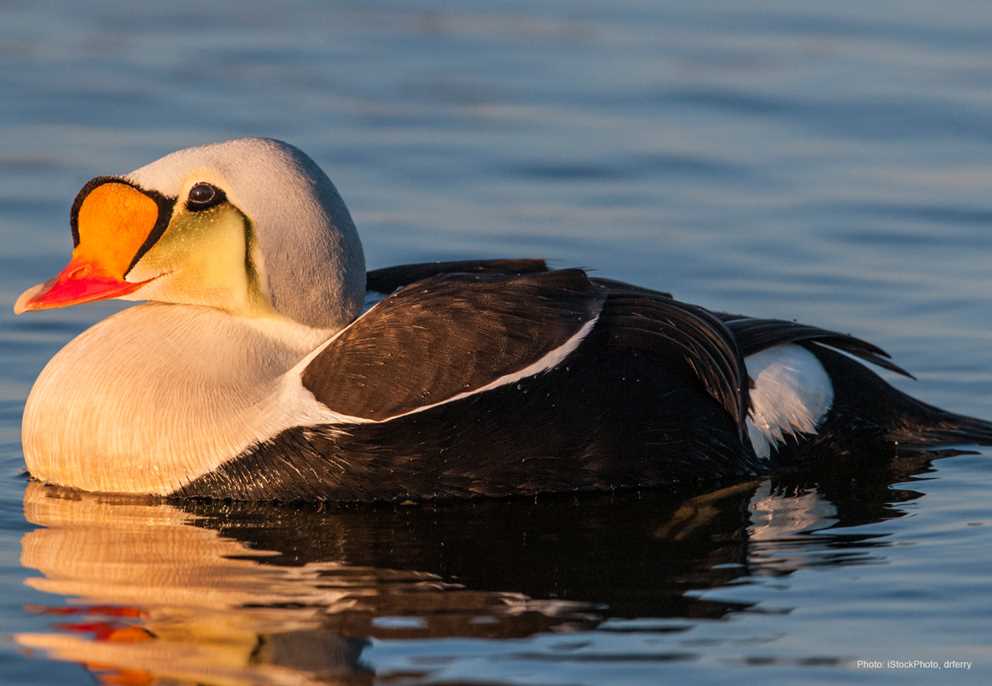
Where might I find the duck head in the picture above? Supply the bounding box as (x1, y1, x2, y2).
(14, 138, 366, 330)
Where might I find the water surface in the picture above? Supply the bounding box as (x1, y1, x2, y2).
(2, 1, 992, 683)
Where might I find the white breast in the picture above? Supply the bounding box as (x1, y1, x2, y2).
(21, 303, 334, 495)
(744, 344, 834, 459)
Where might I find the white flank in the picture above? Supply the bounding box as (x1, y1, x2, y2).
(744, 344, 834, 459)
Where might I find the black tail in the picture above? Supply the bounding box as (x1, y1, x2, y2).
(805, 346, 992, 456)
(889, 408, 992, 451)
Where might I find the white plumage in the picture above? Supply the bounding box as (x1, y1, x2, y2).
(745, 344, 834, 459)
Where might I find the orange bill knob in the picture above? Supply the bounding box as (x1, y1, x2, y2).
(15, 182, 167, 314)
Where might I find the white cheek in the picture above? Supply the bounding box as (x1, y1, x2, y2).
(745, 344, 834, 459)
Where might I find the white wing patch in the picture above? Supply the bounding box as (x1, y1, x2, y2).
(745, 344, 834, 459)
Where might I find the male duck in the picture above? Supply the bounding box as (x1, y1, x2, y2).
(14, 138, 992, 500)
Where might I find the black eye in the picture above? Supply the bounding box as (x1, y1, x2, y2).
(186, 182, 225, 211)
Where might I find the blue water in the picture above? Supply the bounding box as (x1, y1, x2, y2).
(2, 1, 992, 683)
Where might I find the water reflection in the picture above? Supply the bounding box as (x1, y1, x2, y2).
(15, 455, 936, 684)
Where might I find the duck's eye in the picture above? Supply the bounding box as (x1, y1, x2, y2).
(186, 182, 225, 211)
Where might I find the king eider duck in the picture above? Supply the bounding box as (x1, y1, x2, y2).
(13, 138, 992, 500)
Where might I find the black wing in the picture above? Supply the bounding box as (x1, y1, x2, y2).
(185, 273, 758, 501)
(307, 270, 753, 440)
(590, 277, 673, 299)
(366, 258, 549, 295)
(304, 269, 604, 420)
(601, 283, 749, 440)
(719, 315, 915, 379)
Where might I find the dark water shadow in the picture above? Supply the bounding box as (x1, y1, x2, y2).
(13, 452, 936, 684)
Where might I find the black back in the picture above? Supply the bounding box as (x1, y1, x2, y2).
(366, 258, 549, 294)
(303, 270, 604, 421)
(179, 274, 762, 501)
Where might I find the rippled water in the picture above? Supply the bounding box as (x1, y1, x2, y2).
(2, 1, 992, 683)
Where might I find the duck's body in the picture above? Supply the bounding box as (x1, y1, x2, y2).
(16, 139, 992, 500)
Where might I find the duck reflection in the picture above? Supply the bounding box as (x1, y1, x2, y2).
(16, 454, 935, 685)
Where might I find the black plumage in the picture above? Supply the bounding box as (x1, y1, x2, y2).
(303, 269, 604, 421)
(175, 260, 992, 502)
(365, 258, 550, 295)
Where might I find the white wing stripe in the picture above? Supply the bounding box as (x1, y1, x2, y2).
(285, 313, 601, 426)
(377, 314, 600, 422)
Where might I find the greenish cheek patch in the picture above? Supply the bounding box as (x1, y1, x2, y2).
(126, 206, 271, 315)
